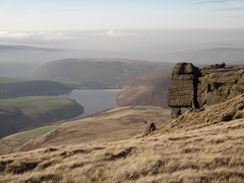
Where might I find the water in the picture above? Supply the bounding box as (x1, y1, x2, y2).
(64, 89, 122, 119)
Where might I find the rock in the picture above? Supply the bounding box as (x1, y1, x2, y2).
(167, 63, 201, 117)
(143, 123, 156, 136)
(167, 62, 244, 118)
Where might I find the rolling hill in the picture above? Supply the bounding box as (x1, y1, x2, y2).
(0, 106, 170, 155)
(24, 58, 173, 107)
(160, 47, 244, 65)
(0, 80, 72, 99)
(0, 96, 84, 138)
(0, 44, 61, 64)
(25, 58, 173, 89)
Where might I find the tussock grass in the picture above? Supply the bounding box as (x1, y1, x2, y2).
(160, 94, 244, 133)
(0, 118, 243, 183)
(0, 95, 243, 182)
(0, 106, 170, 155)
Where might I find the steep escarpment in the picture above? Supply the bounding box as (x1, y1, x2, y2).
(168, 62, 244, 118)
(116, 65, 172, 108)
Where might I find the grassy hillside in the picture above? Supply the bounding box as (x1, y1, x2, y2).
(0, 80, 72, 99)
(0, 96, 84, 138)
(0, 106, 170, 154)
(25, 58, 173, 89)
(0, 95, 243, 182)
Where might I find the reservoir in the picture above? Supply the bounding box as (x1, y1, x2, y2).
(64, 89, 122, 119)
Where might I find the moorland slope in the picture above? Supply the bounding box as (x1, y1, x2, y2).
(0, 106, 170, 155)
(0, 94, 243, 183)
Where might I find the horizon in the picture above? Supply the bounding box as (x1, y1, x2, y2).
(0, 0, 244, 64)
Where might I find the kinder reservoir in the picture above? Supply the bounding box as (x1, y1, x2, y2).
(64, 89, 122, 119)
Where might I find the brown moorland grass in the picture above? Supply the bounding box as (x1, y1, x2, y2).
(0, 117, 243, 183)
(0, 106, 170, 155)
(0, 94, 243, 183)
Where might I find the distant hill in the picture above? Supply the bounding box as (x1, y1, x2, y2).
(25, 58, 173, 89)
(0, 96, 84, 138)
(0, 44, 61, 64)
(160, 47, 244, 65)
(0, 80, 72, 99)
(0, 76, 26, 83)
(0, 63, 37, 77)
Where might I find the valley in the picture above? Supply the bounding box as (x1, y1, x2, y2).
(1, 1, 244, 182)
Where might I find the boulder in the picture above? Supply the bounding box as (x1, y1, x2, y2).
(143, 123, 156, 136)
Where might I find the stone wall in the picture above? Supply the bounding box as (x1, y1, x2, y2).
(167, 62, 244, 118)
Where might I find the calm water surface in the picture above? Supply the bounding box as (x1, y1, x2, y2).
(64, 89, 122, 119)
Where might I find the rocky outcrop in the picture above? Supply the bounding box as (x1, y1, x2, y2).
(168, 62, 244, 118)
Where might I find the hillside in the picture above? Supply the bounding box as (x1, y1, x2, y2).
(0, 80, 72, 99)
(0, 106, 170, 155)
(0, 94, 243, 183)
(0, 96, 84, 138)
(25, 58, 172, 89)
(117, 66, 171, 108)
(160, 47, 244, 65)
(0, 44, 61, 64)
(0, 76, 26, 83)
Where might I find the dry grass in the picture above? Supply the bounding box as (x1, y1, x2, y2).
(0, 117, 243, 183)
(0, 95, 243, 183)
(0, 106, 170, 155)
(160, 94, 244, 133)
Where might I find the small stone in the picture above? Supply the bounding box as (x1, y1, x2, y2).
(143, 123, 156, 136)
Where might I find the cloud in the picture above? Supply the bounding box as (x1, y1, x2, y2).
(0, 31, 30, 39)
(37, 31, 73, 40)
(197, 0, 241, 4)
(94, 30, 134, 38)
(0, 31, 75, 41)
(216, 7, 244, 10)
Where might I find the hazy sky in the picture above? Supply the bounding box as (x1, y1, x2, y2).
(1, 0, 244, 31)
(1, 0, 244, 64)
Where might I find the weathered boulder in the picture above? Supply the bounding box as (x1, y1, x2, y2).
(167, 63, 201, 118)
(168, 62, 244, 118)
(143, 122, 156, 136)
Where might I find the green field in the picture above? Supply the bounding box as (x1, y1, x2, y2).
(0, 96, 84, 138)
(0, 96, 76, 120)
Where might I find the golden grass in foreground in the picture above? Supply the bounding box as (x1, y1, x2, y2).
(0, 118, 243, 183)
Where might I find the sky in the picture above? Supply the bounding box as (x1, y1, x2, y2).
(0, 0, 244, 31)
(0, 0, 244, 64)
